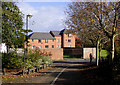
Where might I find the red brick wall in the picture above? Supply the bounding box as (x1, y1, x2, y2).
(55, 36, 61, 48)
(26, 33, 75, 49)
(63, 48, 82, 55)
(62, 34, 75, 48)
(28, 39, 55, 49)
(31, 48, 63, 60)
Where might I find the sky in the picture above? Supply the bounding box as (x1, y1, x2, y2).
(17, 2, 71, 33)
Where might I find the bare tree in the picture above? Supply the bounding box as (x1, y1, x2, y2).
(65, 2, 120, 64)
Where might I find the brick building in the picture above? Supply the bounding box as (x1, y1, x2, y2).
(27, 29, 75, 49)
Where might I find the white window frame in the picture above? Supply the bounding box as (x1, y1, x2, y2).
(68, 45, 71, 47)
(32, 46, 36, 49)
(39, 46, 42, 48)
(45, 39, 48, 43)
(57, 39, 59, 43)
(68, 34, 71, 37)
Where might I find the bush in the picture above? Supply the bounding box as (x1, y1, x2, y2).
(41, 55, 52, 65)
(2, 51, 24, 69)
(2, 48, 53, 70)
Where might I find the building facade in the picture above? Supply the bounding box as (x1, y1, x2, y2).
(27, 29, 75, 49)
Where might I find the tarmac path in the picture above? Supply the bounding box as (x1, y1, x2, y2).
(2, 58, 94, 85)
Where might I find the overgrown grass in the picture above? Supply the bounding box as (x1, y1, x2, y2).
(100, 50, 109, 58)
(64, 50, 108, 59)
(64, 55, 83, 58)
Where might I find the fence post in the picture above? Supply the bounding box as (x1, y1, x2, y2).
(32, 69, 34, 73)
(22, 70, 24, 75)
(3, 68, 5, 75)
(35, 67, 38, 72)
(27, 68, 30, 74)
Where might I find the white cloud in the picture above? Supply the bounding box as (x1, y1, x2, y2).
(17, 3, 38, 16)
(17, 2, 66, 32)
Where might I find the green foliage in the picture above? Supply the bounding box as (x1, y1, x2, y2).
(41, 55, 52, 65)
(2, 2, 27, 48)
(66, 2, 120, 64)
(2, 51, 24, 69)
(64, 55, 82, 58)
(100, 50, 109, 58)
(2, 48, 53, 70)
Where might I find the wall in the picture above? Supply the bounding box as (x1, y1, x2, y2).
(32, 48, 63, 60)
(83, 48, 96, 59)
(63, 48, 82, 55)
(62, 34, 75, 48)
(28, 39, 56, 49)
(55, 36, 61, 48)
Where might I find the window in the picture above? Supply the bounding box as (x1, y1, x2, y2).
(45, 45, 49, 48)
(32, 39, 34, 42)
(52, 45, 54, 48)
(68, 34, 71, 37)
(68, 45, 71, 47)
(32, 46, 36, 49)
(39, 46, 41, 48)
(57, 39, 59, 43)
(45, 40, 48, 43)
(57, 45, 59, 48)
(52, 40, 54, 42)
(38, 39, 41, 43)
(68, 39, 71, 42)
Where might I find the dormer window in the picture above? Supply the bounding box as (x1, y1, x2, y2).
(32, 39, 34, 42)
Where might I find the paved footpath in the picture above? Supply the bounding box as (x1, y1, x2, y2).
(2, 58, 95, 85)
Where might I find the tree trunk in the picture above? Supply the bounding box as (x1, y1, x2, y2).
(99, 45, 101, 64)
(96, 40, 100, 66)
(111, 35, 115, 60)
(109, 35, 115, 64)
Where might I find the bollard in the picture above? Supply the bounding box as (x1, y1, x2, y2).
(35, 67, 38, 72)
(22, 70, 24, 75)
(32, 69, 34, 73)
(38, 67, 39, 71)
(3, 68, 6, 75)
(35, 68, 37, 72)
(39, 65, 42, 69)
(27, 68, 30, 74)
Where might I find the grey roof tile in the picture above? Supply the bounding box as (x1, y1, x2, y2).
(29, 32, 55, 39)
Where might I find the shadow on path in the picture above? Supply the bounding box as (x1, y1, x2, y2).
(53, 60, 89, 64)
(54, 62, 113, 85)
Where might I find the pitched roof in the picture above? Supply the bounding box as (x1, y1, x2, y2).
(60, 29, 68, 34)
(50, 31, 61, 36)
(29, 32, 55, 39)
